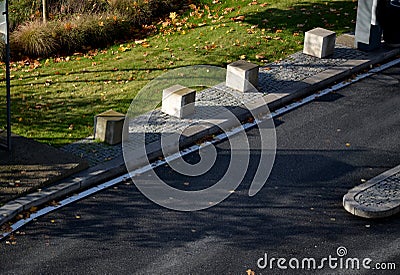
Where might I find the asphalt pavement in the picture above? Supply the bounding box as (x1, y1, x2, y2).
(0, 59, 399, 275)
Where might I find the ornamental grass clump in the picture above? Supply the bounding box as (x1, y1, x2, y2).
(6, 0, 181, 58)
(11, 21, 60, 57)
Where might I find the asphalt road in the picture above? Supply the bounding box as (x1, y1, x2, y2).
(1, 64, 400, 275)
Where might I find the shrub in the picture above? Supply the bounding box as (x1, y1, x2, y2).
(6, 0, 185, 59)
(74, 13, 132, 49)
(52, 19, 86, 53)
(8, 0, 41, 31)
(46, 0, 108, 18)
(108, 0, 151, 25)
(0, 37, 5, 61)
(9, 13, 134, 57)
(108, 0, 181, 25)
(10, 21, 60, 57)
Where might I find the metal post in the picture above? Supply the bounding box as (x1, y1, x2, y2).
(0, 0, 10, 151)
(5, 0, 10, 150)
(355, 0, 382, 51)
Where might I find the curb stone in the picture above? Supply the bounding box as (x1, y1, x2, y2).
(343, 165, 400, 219)
(1, 43, 400, 227)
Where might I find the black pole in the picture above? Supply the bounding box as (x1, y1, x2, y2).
(4, 0, 10, 151)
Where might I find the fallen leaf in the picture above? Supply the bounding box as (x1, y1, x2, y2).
(134, 39, 146, 44)
(49, 200, 60, 206)
(169, 12, 177, 20)
(232, 15, 245, 22)
(204, 44, 217, 50)
(141, 42, 151, 48)
(118, 45, 131, 52)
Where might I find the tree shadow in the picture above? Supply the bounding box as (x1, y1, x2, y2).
(26, 144, 400, 251)
(243, 1, 357, 36)
(0, 135, 88, 204)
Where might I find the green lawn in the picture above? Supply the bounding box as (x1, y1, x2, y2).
(0, 0, 357, 146)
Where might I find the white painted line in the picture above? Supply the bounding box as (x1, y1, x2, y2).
(1, 57, 399, 241)
(369, 58, 400, 73)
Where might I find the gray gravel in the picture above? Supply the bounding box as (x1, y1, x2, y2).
(61, 43, 373, 167)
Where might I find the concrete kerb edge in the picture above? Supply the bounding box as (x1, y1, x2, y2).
(345, 204, 400, 219)
(343, 165, 400, 219)
(0, 160, 128, 227)
(1, 47, 400, 227)
(0, 202, 24, 226)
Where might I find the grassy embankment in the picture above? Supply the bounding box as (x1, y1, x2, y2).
(0, 0, 357, 146)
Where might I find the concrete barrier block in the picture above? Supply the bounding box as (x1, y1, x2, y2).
(162, 85, 196, 118)
(95, 109, 127, 145)
(303, 28, 336, 58)
(226, 60, 259, 93)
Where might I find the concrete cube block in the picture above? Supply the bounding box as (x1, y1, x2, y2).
(161, 85, 196, 118)
(95, 109, 127, 145)
(226, 60, 259, 93)
(303, 28, 336, 58)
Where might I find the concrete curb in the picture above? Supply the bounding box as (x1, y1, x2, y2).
(343, 165, 400, 219)
(1, 46, 400, 227)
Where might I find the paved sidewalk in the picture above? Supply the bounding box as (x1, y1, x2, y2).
(1, 35, 400, 227)
(343, 165, 400, 219)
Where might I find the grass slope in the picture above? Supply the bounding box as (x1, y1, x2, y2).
(0, 0, 357, 146)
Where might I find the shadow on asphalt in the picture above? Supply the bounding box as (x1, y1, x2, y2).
(26, 144, 399, 250)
